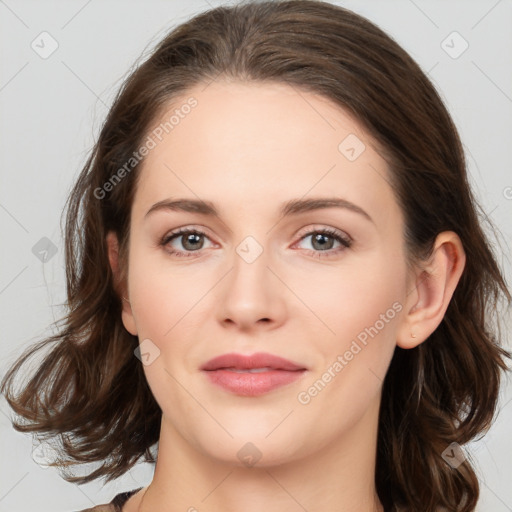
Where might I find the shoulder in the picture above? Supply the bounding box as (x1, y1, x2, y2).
(73, 488, 143, 512)
(74, 505, 115, 512)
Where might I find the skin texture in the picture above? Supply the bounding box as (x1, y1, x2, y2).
(106, 80, 466, 512)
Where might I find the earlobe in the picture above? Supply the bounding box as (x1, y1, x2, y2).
(106, 231, 138, 336)
(397, 231, 466, 349)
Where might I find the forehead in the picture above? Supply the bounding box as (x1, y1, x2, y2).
(131, 80, 399, 227)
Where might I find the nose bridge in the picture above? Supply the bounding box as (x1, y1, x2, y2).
(228, 233, 270, 294)
(235, 234, 266, 267)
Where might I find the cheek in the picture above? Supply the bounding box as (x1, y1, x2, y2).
(130, 280, 172, 340)
(127, 246, 203, 339)
(297, 254, 405, 345)
(294, 258, 404, 423)
(127, 252, 192, 410)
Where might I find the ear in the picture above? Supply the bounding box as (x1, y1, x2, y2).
(106, 231, 138, 336)
(396, 231, 466, 349)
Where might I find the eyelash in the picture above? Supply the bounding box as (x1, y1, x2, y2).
(159, 226, 352, 259)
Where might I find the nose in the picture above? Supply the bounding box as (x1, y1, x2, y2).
(215, 243, 286, 333)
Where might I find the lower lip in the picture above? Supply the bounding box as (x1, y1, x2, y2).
(203, 369, 306, 396)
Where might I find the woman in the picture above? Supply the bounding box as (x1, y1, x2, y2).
(1, 1, 510, 511)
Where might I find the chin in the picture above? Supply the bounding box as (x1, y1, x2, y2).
(195, 432, 307, 469)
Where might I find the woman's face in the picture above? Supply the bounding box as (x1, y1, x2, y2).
(117, 80, 415, 466)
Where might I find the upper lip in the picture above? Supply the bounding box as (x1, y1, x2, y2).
(200, 352, 307, 371)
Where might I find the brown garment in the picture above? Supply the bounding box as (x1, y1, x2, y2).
(75, 488, 143, 512)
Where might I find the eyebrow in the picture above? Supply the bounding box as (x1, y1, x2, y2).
(144, 197, 374, 224)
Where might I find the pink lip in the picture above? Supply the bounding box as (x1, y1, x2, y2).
(200, 352, 307, 396)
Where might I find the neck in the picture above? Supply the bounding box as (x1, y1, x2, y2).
(138, 394, 384, 512)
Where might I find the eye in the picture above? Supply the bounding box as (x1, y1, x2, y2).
(160, 226, 352, 259)
(160, 227, 213, 258)
(293, 227, 352, 258)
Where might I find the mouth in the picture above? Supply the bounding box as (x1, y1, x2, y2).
(200, 352, 307, 396)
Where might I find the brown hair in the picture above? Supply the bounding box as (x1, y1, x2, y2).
(2, 1, 510, 510)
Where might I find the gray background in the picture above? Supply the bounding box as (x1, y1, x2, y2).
(1, 0, 511, 510)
